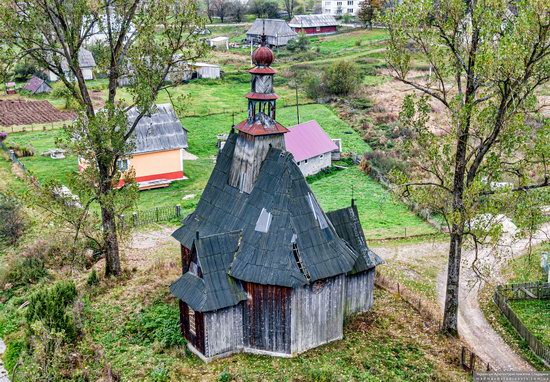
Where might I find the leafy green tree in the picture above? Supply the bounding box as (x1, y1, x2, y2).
(286, 32, 310, 52)
(323, 60, 361, 96)
(358, 0, 381, 29)
(0, 0, 207, 277)
(385, 0, 550, 334)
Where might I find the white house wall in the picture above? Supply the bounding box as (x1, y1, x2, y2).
(296, 153, 332, 177)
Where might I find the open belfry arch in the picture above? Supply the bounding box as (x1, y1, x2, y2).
(170, 31, 383, 362)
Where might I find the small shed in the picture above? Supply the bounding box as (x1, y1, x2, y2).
(5, 82, 16, 95)
(47, 48, 96, 82)
(187, 63, 221, 80)
(23, 76, 52, 94)
(208, 36, 230, 51)
(246, 19, 298, 47)
(289, 15, 339, 35)
(284, 120, 338, 176)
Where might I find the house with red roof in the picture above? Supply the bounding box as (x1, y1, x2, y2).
(285, 120, 339, 176)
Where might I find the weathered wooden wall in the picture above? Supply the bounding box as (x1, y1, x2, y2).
(243, 283, 292, 354)
(204, 305, 243, 358)
(180, 245, 191, 273)
(345, 269, 375, 316)
(290, 275, 345, 354)
(179, 301, 205, 355)
(229, 133, 285, 194)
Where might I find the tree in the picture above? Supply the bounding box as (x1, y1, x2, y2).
(212, 0, 231, 23)
(248, 0, 279, 19)
(283, 0, 296, 19)
(204, 0, 214, 23)
(0, 0, 206, 277)
(385, 0, 550, 335)
(358, 0, 381, 29)
(323, 60, 361, 96)
(229, 0, 247, 22)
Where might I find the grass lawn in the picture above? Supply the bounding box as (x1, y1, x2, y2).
(309, 166, 437, 239)
(3, 102, 435, 239)
(508, 299, 550, 348)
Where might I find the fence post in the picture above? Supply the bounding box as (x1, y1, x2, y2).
(461, 347, 465, 367)
(156, 207, 159, 222)
(470, 352, 475, 373)
(132, 212, 138, 227)
(120, 214, 125, 230)
(176, 204, 181, 218)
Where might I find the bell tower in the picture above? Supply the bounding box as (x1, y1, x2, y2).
(228, 33, 289, 193)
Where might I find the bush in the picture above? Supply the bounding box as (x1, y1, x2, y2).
(303, 73, 325, 100)
(51, 82, 77, 109)
(3, 339, 24, 374)
(2, 254, 47, 287)
(13, 60, 38, 82)
(364, 150, 407, 176)
(323, 60, 361, 96)
(0, 194, 25, 245)
(5, 142, 34, 157)
(26, 280, 78, 343)
(87, 268, 99, 287)
(286, 34, 310, 52)
(126, 304, 186, 348)
(218, 370, 233, 382)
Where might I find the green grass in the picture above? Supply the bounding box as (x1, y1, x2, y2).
(504, 242, 549, 283)
(2, 102, 435, 238)
(309, 166, 437, 239)
(508, 299, 550, 348)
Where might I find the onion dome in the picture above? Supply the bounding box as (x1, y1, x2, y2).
(252, 45, 274, 67)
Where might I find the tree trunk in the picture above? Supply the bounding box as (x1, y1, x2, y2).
(442, 228, 463, 335)
(101, 203, 121, 276)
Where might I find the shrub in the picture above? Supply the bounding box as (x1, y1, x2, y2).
(26, 280, 78, 343)
(51, 82, 77, 109)
(364, 150, 408, 176)
(323, 60, 361, 96)
(303, 73, 325, 100)
(126, 304, 186, 348)
(3, 339, 24, 374)
(87, 268, 99, 287)
(13, 60, 38, 82)
(218, 370, 233, 382)
(5, 142, 34, 157)
(0, 194, 25, 245)
(2, 253, 47, 287)
(286, 33, 310, 52)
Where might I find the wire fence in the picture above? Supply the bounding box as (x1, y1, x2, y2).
(494, 282, 550, 367)
(375, 271, 493, 374)
(118, 205, 184, 228)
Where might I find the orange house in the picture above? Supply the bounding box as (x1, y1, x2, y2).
(79, 104, 188, 190)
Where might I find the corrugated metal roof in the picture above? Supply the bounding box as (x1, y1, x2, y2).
(172, 131, 362, 288)
(23, 76, 51, 94)
(170, 231, 247, 312)
(127, 103, 188, 154)
(285, 120, 338, 162)
(288, 14, 339, 28)
(246, 19, 298, 38)
(60, 48, 96, 71)
(326, 204, 384, 273)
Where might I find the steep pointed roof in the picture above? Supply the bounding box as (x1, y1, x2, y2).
(172, 132, 359, 288)
(326, 204, 384, 273)
(170, 231, 247, 312)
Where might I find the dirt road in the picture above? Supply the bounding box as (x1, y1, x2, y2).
(436, 223, 549, 371)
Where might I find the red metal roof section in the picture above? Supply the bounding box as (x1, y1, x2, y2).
(245, 92, 279, 100)
(235, 119, 289, 136)
(249, 67, 277, 75)
(252, 45, 274, 66)
(284, 120, 338, 162)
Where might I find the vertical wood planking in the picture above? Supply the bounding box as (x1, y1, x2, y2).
(204, 305, 244, 357)
(291, 275, 345, 354)
(345, 269, 375, 316)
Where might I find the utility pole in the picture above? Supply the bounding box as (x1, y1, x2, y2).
(295, 85, 300, 124)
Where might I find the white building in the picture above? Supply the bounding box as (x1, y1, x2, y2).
(322, 0, 364, 16)
(47, 48, 96, 82)
(284, 120, 340, 177)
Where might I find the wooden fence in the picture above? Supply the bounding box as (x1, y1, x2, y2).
(493, 282, 550, 367)
(375, 271, 493, 374)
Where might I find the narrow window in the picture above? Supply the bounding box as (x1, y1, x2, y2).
(189, 308, 196, 335)
(117, 159, 129, 171)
